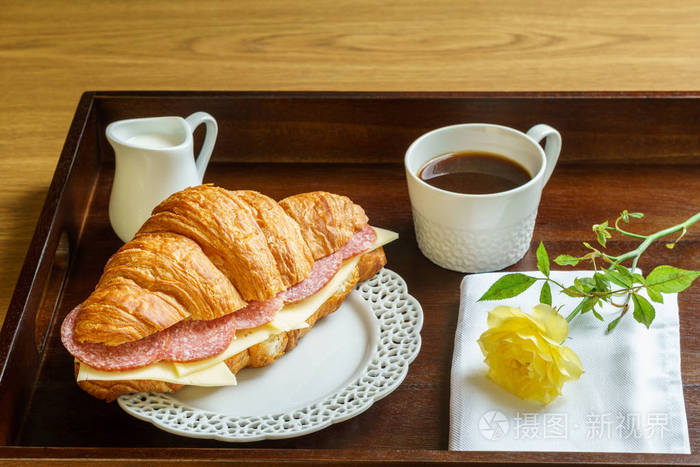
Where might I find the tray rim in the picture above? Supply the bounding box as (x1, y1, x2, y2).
(0, 92, 94, 383)
(1, 91, 699, 464)
(90, 90, 700, 98)
(0, 446, 697, 465)
(10, 90, 699, 378)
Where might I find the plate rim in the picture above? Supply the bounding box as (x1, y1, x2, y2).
(117, 267, 423, 442)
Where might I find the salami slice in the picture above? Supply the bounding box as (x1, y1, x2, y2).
(336, 225, 377, 261)
(279, 252, 342, 304)
(62, 295, 284, 369)
(232, 296, 283, 329)
(61, 306, 169, 371)
(61, 226, 377, 370)
(161, 312, 238, 362)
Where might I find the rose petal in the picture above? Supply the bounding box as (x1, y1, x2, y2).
(486, 306, 523, 328)
(478, 304, 583, 405)
(532, 304, 569, 343)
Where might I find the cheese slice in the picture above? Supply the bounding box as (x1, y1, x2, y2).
(78, 226, 399, 384)
(78, 360, 237, 386)
(173, 226, 398, 376)
(173, 254, 362, 376)
(370, 226, 399, 252)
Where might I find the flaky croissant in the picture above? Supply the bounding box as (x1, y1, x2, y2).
(76, 247, 386, 402)
(73, 186, 371, 347)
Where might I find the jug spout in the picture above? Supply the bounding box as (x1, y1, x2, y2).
(107, 116, 189, 149)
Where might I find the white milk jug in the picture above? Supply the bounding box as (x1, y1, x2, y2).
(106, 112, 217, 242)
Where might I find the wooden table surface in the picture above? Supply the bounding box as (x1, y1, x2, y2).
(1, 0, 699, 327)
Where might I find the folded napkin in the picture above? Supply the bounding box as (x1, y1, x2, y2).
(449, 270, 690, 453)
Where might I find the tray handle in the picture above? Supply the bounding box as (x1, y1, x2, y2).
(33, 231, 70, 355)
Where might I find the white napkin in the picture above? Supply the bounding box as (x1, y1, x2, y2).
(449, 270, 690, 453)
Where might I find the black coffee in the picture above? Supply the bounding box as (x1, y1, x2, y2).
(418, 150, 531, 194)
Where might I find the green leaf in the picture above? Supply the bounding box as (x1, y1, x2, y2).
(593, 272, 610, 291)
(592, 309, 604, 321)
(606, 315, 623, 333)
(619, 210, 643, 223)
(536, 242, 550, 277)
(478, 273, 538, 301)
(565, 299, 587, 321)
(603, 268, 632, 288)
(632, 273, 646, 285)
(593, 221, 611, 248)
(615, 263, 635, 283)
(632, 293, 656, 328)
(539, 281, 552, 305)
(646, 287, 664, 304)
(562, 287, 585, 297)
(665, 226, 687, 250)
(597, 230, 607, 247)
(554, 254, 579, 267)
(646, 265, 700, 294)
(579, 297, 598, 314)
(579, 277, 596, 290)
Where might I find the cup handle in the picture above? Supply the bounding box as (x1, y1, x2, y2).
(526, 124, 561, 186)
(185, 112, 218, 182)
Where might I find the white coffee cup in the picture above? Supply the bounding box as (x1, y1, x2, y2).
(404, 123, 561, 273)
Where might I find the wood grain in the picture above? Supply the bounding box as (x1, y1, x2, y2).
(1, 1, 700, 327)
(11, 160, 700, 450)
(0, 94, 698, 464)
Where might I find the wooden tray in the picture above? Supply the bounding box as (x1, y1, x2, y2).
(0, 92, 698, 465)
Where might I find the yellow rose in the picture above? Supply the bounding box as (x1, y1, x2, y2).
(477, 304, 583, 404)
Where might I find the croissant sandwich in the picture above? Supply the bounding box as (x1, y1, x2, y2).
(60, 185, 398, 401)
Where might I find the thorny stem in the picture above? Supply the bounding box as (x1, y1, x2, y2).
(607, 224, 646, 240)
(563, 212, 700, 323)
(607, 212, 700, 266)
(565, 300, 586, 322)
(538, 276, 567, 291)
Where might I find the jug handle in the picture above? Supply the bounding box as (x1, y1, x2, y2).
(185, 112, 218, 182)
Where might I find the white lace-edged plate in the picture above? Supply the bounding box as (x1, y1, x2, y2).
(117, 268, 423, 442)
